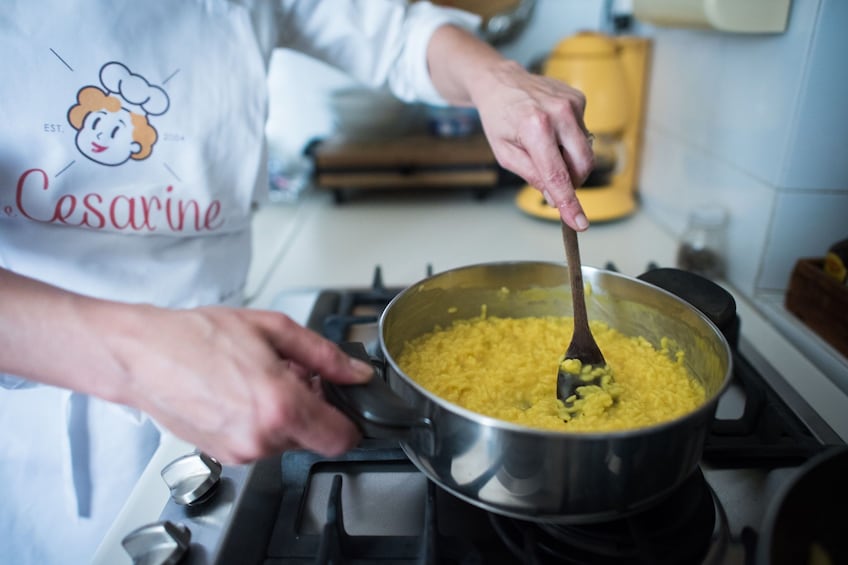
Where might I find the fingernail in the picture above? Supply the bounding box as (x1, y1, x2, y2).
(575, 213, 590, 231)
(349, 357, 374, 382)
(543, 190, 555, 207)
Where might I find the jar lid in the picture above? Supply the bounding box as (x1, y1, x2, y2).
(689, 205, 728, 227)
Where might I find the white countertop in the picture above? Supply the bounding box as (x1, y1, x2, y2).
(246, 188, 681, 303)
(94, 186, 848, 564)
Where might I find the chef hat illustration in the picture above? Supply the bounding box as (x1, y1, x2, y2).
(99, 62, 170, 117)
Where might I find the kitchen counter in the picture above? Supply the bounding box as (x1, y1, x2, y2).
(93, 186, 848, 564)
(245, 187, 681, 304)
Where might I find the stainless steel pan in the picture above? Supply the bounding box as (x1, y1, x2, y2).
(325, 261, 733, 523)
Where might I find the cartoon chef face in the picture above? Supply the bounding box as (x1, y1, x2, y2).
(67, 62, 170, 166)
(73, 103, 142, 165)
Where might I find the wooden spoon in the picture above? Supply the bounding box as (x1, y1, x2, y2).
(556, 221, 612, 404)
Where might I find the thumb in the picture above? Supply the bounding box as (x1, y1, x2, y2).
(256, 311, 374, 384)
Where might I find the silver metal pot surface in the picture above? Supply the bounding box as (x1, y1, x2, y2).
(328, 261, 733, 523)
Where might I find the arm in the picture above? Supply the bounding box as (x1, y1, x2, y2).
(271, 2, 590, 227)
(426, 25, 595, 231)
(0, 267, 372, 462)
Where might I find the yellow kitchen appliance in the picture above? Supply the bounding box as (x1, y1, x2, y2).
(516, 32, 652, 222)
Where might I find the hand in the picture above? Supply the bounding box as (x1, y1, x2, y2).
(426, 26, 595, 231)
(471, 60, 595, 230)
(0, 268, 371, 464)
(107, 305, 373, 463)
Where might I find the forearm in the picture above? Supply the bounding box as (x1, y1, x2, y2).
(0, 268, 131, 402)
(426, 24, 516, 107)
(0, 266, 372, 460)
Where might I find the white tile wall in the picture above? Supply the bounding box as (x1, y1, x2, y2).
(639, 127, 775, 296)
(779, 0, 848, 190)
(760, 191, 848, 289)
(644, 12, 818, 188)
(638, 0, 848, 297)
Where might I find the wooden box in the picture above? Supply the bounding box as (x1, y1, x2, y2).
(311, 133, 499, 199)
(785, 258, 848, 359)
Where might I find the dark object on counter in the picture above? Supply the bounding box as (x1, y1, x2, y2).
(757, 446, 848, 565)
(785, 258, 848, 359)
(676, 205, 728, 279)
(677, 243, 726, 279)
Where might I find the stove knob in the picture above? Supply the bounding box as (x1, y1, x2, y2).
(121, 520, 190, 565)
(161, 451, 222, 506)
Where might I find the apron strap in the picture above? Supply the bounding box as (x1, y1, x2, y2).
(65, 391, 92, 518)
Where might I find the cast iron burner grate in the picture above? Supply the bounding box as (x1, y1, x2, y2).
(308, 265, 431, 348)
(704, 350, 823, 466)
(264, 441, 527, 564)
(263, 441, 727, 565)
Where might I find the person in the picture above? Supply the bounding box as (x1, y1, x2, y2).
(0, 1, 594, 562)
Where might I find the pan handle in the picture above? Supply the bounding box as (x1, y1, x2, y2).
(322, 342, 432, 440)
(637, 267, 739, 349)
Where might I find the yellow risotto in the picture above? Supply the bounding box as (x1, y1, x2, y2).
(397, 314, 706, 432)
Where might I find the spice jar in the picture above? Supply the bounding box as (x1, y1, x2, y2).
(676, 205, 728, 279)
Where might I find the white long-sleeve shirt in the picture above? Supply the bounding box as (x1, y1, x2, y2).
(0, 1, 478, 562)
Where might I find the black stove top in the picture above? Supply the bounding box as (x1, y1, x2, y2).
(264, 441, 725, 564)
(254, 265, 836, 565)
(154, 265, 844, 565)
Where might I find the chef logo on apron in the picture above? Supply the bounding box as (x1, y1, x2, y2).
(6, 59, 227, 235)
(68, 62, 170, 167)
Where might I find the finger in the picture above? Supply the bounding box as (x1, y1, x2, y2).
(282, 359, 310, 382)
(289, 401, 361, 457)
(556, 123, 595, 188)
(309, 373, 323, 395)
(520, 122, 588, 229)
(500, 122, 587, 231)
(488, 139, 540, 187)
(266, 377, 362, 457)
(491, 138, 573, 215)
(254, 311, 373, 384)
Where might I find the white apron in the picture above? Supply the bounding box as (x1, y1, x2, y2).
(0, 1, 478, 562)
(0, 2, 266, 563)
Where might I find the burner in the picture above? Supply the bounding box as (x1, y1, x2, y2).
(704, 350, 824, 466)
(265, 441, 523, 564)
(489, 468, 728, 564)
(306, 265, 431, 356)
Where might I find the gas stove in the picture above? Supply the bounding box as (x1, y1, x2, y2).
(118, 266, 845, 565)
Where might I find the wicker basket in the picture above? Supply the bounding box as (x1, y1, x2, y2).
(785, 258, 848, 359)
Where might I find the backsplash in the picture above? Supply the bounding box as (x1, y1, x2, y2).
(637, 0, 848, 297)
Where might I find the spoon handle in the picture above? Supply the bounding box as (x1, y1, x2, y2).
(562, 222, 591, 335)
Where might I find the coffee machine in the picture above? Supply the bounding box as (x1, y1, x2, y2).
(516, 32, 652, 222)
